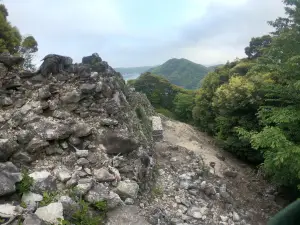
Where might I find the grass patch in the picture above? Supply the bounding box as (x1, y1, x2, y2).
(57, 199, 106, 225)
(39, 191, 58, 207)
(16, 169, 34, 195)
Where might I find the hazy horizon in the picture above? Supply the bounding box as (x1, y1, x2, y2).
(3, 0, 285, 68)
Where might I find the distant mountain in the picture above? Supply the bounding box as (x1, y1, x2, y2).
(147, 58, 212, 89)
(114, 66, 155, 80)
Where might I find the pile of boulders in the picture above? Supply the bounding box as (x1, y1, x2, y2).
(0, 53, 155, 224)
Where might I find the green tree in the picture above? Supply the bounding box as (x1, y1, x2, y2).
(244, 35, 272, 59)
(0, 4, 22, 54)
(173, 93, 195, 121)
(19, 35, 38, 71)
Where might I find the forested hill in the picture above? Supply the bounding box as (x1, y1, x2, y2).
(147, 58, 211, 89)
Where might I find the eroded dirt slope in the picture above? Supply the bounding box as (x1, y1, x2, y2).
(140, 116, 285, 225)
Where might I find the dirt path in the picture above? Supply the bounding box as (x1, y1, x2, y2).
(163, 119, 252, 177)
(139, 116, 286, 224)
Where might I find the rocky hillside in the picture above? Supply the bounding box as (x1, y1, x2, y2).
(0, 53, 156, 224)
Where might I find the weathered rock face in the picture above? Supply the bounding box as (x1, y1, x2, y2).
(0, 53, 155, 223)
(0, 162, 21, 197)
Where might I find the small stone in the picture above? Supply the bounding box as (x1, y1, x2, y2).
(68, 136, 81, 145)
(17, 130, 34, 144)
(26, 137, 49, 153)
(61, 90, 81, 103)
(116, 180, 139, 199)
(187, 207, 208, 219)
(22, 192, 43, 204)
(204, 183, 216, 196)
(35, 202, 64, 224)
(52, 110, 71, 119)
(60, 142, 68, 149)
(220, 215, 229, 222)
(75, 149, 89, 158)
(158, 169, 165, 175)
(216, 153, 226, 161)
(187, 207, 202, 219)
(55, 169, 71, 182)
(94, 168, 115, 182)
(124, 198, 134, 205)
(80, 83, 96, 93)
(1, 97, 13, 106)
(85, 184, 123, 209)
(223, 170, 238, 178)
(100, 118, 118, 126)
(200, 181, 207, 190)
(233, 212, 240, 222)
(38, 86, 51, 100)
(75, 165, 82, 171)
(72, 123, 92, 137)
(66, 178, 78, 188)
(75, 179, 93, 196)
(77, 158, 89, 166)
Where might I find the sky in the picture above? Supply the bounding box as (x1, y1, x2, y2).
(3, 0, 285, 68)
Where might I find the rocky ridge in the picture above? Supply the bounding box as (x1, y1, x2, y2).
(0, 53, 155, 224)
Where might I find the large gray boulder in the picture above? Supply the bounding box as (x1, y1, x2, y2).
(35, 202, 64, 225)
(0, 138, 19, 162)
(115, 180, 139, 200)
(29, 171, 57, 194)
(85, 183, 123, 209)
(102, 132, 139, 154)
(0, 162, 21, 196)
(27, 119, 72, 141)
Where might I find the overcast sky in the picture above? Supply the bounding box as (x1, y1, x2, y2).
(3, 0, 285, 67)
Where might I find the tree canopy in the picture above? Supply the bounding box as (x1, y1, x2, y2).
(0, 3, 38, 70)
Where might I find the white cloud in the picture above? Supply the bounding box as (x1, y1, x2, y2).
(1, 0, 287, 67)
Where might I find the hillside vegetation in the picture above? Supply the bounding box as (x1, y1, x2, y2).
(148, 58, 212, 89)
(132, 0, 300, 194)
(128, 73, 196, 122)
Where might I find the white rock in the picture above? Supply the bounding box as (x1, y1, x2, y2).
(22, 192, 43, 204)
(35, 202, 64, 224)
(57, 170, 71, 182)
(200, 181, 207, 190)
(84, 167, 92, 175)
(76, 149, 89, 158)
(233, 212, 240, 222)
(0, 204, 18, 216)
(220, 215, 229, 222)
(94, 168, 115, 182)
(187, 207, 203, 219)
(116, 180, 139, 199)
(29, 171, 51, 182)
